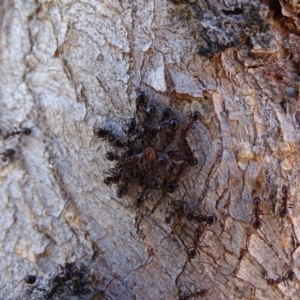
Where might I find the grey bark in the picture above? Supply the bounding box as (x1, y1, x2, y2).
(1, 0, 300, 299)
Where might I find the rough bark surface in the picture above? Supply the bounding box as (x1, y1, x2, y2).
(1, 0, 300, 299)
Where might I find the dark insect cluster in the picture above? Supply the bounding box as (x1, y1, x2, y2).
(96, 91, 200, 208)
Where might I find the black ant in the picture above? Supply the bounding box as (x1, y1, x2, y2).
(0, 148, 15, 162)
(116, 183, 128, 198)
(94, 127, 124, 148)
(143, 105, 156, 119)
(186, 213, 218, 226)
(187, 228, 205, 260)
(267, 270, 295, 285)
(57, 262, 79, 281)
(105, 151, 119, 161)
(181, 111, 200, 138)
(165, 179, 179, 193)
(162, 118, 180, 149)
(251, 197, 263, 230)
(165, 201, 187, 224)
(124, 118, 137, 136)
(4, 127, 31, 140)
(279, 185, 293, 218)
(167, 150, 198, 166)
(136, 90, 147, 112)
(158, 108, 173, 131)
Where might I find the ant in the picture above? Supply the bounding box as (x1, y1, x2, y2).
(279, 185, 293, 218)
(251, 197, 263, 230)
(165, 201, 187, 224)
(116, 183, 128, 198)
(105, 151, 119, 161)
(187, 228, 205, 260)
(181, 111, 200, 138)
(167, 150, 198, 166)
(186, 213, 218, 226)
(165, 179, 179, 193)
(136, 90, 148, 112)
(123, 147, 157, 165)
(57, 262, 79, 281)
(179, 288, 209, 300)
(135, 183, 150, 207)
(94, 127, 124, 148)
(0, 148, 15, 162)
(162, 118, 180, 149)
(158, 108, 173, 131)
(124, 118, 137, 136)
(4, 127, 31, 140)
(267, 270, 295, 285)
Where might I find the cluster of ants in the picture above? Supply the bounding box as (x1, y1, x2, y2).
(95, 90, 200, 204)
(22, 261, 105, 298)
(95, 91, 218, 259)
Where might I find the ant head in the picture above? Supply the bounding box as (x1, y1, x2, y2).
(151, 180, 161, 189)
(144, 105, 156, 117)
(161, 108, 172, 119)
(105, 151, 115, 161)
(169, 118, 179, 131)
(282, 185, 289, 195)
(127, 118, 136, 129)
(117, 185, 127, 198)
(287, 270, 295, 281)
(188, 249, 197, 259)
(188, 156, 198, 166)
(253, 197, 261, 206)
(136, 91, 146, 105)
(191, 111, 200, 121)
(179, 201, 188, 210)
(207, 214, 217, 225)
(21, 127, 31, 135)
(252, 218, 262, 230)
(94, 127, 108, 138)
(279, 208, 289, 218)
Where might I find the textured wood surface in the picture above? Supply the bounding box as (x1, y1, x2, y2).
(1, 0, 300, 299)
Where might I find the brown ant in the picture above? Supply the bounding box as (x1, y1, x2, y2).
(0, 148, 15, 162)
(267, 270, 295, 285)
(179, 287, 209, 300)
(279, 185, 293, 218)
(251, 197, 263, 230)
(4, 127, 31, 140)
(123, 147, 157, 165)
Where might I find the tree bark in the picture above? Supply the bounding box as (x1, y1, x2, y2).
(1, 0, 300, 299)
